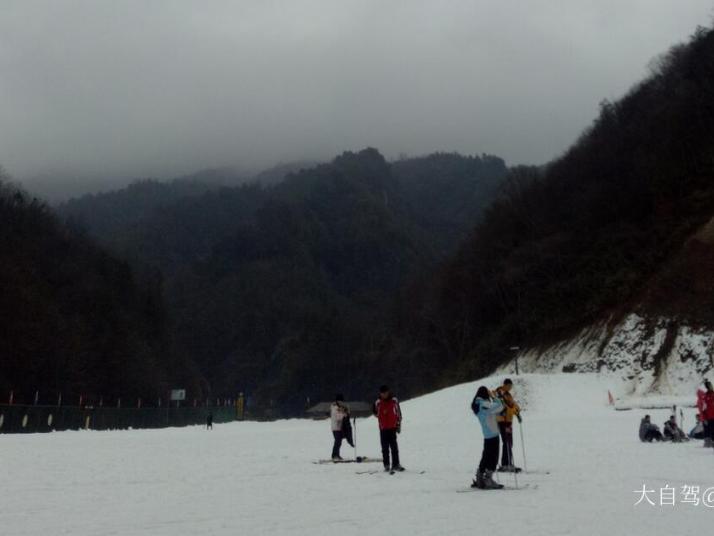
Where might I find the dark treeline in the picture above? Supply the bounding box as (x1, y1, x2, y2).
(53, 150, 506, 412)
(0, 177, 201, 406)
(388, 26, 714, 391)
(60, 168, 248, 239)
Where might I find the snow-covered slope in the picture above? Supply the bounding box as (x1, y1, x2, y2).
(1, 373, 710, 535)
(499, 314, 713, 407)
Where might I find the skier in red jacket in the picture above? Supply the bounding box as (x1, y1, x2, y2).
(701, 381, 714, 447)
(373, 385, 404, 472)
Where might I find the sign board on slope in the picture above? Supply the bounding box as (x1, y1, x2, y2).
(170, 389, 186, 401)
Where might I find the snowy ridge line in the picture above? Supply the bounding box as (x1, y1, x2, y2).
(496, 313, 714, 400)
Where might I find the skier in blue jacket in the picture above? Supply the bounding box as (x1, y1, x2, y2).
(471, 385, 504, 489)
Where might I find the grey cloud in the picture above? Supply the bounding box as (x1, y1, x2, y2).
(0, 0, 712, 198)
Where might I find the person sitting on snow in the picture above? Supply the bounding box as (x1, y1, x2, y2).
(663, 415, 688, 442)
(639, 415, 663, 442)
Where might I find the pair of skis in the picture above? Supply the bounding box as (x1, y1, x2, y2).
(313, 456, 382, 465)
(353, 469, 536, 489)
(459, 468, 549, 492)
(457, 483, 537, 492)
(356, 469, 426, 475)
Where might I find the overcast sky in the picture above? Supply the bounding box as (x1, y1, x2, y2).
(1, 1, 712, 198)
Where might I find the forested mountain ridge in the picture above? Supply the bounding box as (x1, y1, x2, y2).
(25, 25, 714, 410)
(388, 26, 714, 392)
(55, 149, 507, 410)
(9, 25, 714, 413)
(392, 153, 506, 254)
(59, 167, 248, 239)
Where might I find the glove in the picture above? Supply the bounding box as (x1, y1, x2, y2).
(397, 425, 401, 434)
(516, 414, 522, 423)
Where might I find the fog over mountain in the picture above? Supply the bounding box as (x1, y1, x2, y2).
(1, 1, 712, 199)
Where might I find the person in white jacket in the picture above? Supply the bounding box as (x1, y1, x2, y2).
(330, 394, 350, 461)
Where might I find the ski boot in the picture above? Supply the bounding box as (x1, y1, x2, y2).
(391, 465, 405, 472)
(471, 471, 486, 489)
(497, 465, 522, 473)
(482, 469, 504, 489)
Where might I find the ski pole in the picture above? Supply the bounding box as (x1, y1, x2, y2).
(518, 419, 528, 473)
(354, 416, 358, 460)
(510, 432, 519, 489)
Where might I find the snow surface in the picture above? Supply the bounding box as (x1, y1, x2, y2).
(1, 373, 710, 535)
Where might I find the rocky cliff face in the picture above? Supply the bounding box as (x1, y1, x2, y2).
(504, 314, 712, 400)
(500, 217, 714, 403)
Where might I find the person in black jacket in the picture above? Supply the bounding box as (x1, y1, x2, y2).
(639, 415, 662, 442)
(663, 415, 688, 442)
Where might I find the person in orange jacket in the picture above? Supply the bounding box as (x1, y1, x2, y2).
(495, 378, 521, 473)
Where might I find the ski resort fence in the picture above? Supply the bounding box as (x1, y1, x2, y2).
(0, 403, 242, 434)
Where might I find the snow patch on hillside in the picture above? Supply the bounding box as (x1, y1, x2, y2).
(498, 313, 714, 406)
